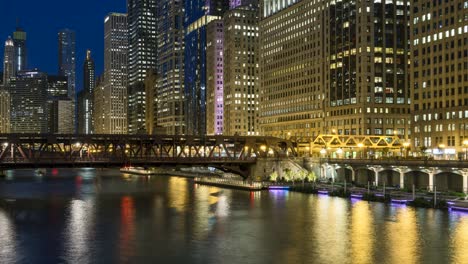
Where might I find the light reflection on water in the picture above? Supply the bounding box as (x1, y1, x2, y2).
(0, 168, 467, 263)
(0, 209, 17, 263)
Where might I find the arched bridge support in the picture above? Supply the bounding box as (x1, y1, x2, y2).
(394, 166, 410, 189)
(368, 165, 385, 186)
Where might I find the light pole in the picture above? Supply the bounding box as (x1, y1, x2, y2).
(357, 143, 364, 158)
(403, 142, 410, 158)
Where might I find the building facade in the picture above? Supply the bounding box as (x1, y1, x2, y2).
(154, 0, 186, 135)
(58, 29, 76, 100)
(47, 75, 73, 133)
(78, 50, 95, 134)
(184, 0, 229, 135)
(127, 0, 157, 134)
(10, 70, 48, 133)
(206, 19, 224, 135)
(13, 27, 27, 72)
(0, 88, 10, 133)
(3, 36, 15, 86)
(260, 0, 411, 148)
(410, 0, 468, 159)
(94, 13, 128, 134)
(223, 6, 260, 136)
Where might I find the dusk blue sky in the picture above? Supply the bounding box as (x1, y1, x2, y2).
(0, 0, 126, 91)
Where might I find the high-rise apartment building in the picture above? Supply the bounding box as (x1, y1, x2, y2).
(78, 50, 95, 134)
(47, 75, 73, 133)
(3, 36, 15, 86)
(127, 0, 157, 134)
(58, 29, 76, 100)
(222, 6, 260, 136)
(154, 0, 185, 135)
(0, 88, 10, 133)
(10, 70, 48, 133)
(411, 0, 468, 159)
(206, 19, 225, 135)
(260, 0, 411, 145)
(13, 27, 27, 72)
(127, 0, 157, 86)
(184, 0, 229, 135)
(94, 13, 128, 134)
(47, 75, 68, 97)
(144, 69, 157, 134)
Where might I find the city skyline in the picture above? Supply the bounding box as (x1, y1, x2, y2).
(0, 0, 126, 91)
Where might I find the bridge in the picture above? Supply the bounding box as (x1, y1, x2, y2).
(319, 158, 468, 193)
(0, 134, 297, 178)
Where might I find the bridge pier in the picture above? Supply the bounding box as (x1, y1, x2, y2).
(400, 171, 405, 189)
(462, 170, 468, 194)
(428, 170, 435, 192)
(0, 169, 4, 177)
(369, 166, 384, 186)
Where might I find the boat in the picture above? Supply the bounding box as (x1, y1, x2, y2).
(120, 167, 156, 175)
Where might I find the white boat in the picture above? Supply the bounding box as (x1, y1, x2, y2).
(120, 167, 156, 175)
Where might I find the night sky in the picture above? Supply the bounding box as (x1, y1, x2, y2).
(0, 0, 126, 91)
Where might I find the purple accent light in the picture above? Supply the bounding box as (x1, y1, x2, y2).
(449, 206, 468, 212)
(391, 199, 409, 204)
(351, 193, 363, 199)
(268, 186, 290, 190)
(317, 190, 329, 195)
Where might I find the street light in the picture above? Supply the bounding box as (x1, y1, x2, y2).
(320, 148, 327, 158)
(438, 144, 446, 160)
(357, 143, 364, 158)
(403, 142, 410, 158)
(336, 148, 343, 158)
(463, 140, 468, 160)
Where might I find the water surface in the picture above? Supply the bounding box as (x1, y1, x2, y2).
(0, 168, 466, 264)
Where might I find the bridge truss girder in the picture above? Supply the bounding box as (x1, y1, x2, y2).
(0, 134, 297, 167)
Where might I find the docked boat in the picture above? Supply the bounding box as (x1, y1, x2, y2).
(120, 167, 156, 175)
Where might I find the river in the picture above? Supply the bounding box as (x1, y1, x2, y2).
(0, 168, 467, 264)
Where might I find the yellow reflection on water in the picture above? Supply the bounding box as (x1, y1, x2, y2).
(168, 177, 188, 212)
(350, 201, 374, 264)
(313, 196, 349, 263)
(386, 207, 420, 264)
(192, 185, 221, 239)
(451, 216, 468, 263)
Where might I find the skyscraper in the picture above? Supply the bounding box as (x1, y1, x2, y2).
(127, 0, 157, 86)
(184, 0, 229, 135)
(12, 27, 27, 72)
(0, 88, 10, 133)
(47, 75, 73, 134)
(410, 0, 468, 159)
(94, 13, 128, 134)
(83, 50, 95, 95)
(58, 29, 76, 100)
(260, 0, 411, 148)
(222, 5, 260, 136)
(127, 0, 157, 134)
(154, 0, 186, 135)
(10, 70, 48, 133)
(206, 19, 224, 135)
(3, 36, 15, 86)
(78, 50, 95, 134)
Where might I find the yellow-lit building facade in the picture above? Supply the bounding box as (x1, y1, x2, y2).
(260, 0, 411, 155)
(410, 0, 468, 159)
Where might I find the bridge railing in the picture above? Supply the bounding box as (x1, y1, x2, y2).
(321, 158, 468, 168)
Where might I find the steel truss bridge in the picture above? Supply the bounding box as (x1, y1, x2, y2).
(0, 134, 296, 177)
